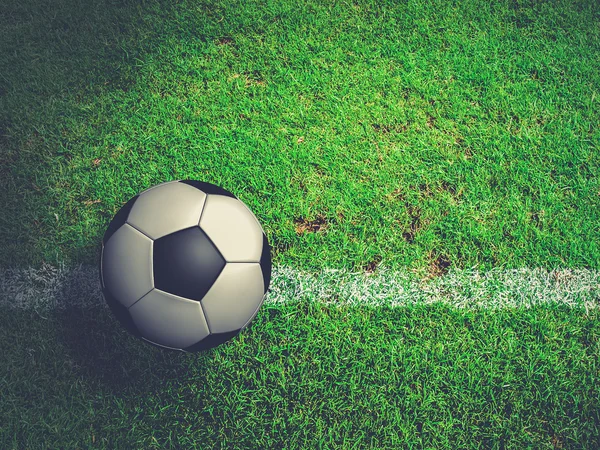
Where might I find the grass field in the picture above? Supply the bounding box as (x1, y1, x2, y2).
(1, 0, 599, 448)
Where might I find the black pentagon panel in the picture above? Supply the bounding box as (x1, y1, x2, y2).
(99, 243, 104, 290)
(260, 233, 272, 295)
(179, 179, 237, 199)
(182, 330, 241, 352)
(102, 284, 143, 338)
(102, 195, 139, 245)
(153, 226, 226, 301)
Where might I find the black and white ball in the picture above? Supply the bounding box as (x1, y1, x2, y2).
(99, 180, 272, 352)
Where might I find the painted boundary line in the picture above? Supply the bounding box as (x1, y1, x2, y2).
(0, 263, 598, 312)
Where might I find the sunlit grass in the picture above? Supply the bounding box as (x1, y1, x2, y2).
(1, 0, 598, 273)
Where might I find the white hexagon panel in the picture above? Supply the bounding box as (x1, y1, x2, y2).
(200, 263, 266, 333)
(129, 289, 211, 350)
(199, 194, 264, 263)
(99, 179, 272, 353)
(101, 223, 153, 308)
(127, 181, 207, 240)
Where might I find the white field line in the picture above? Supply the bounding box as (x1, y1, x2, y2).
(0, 263, 598, 312)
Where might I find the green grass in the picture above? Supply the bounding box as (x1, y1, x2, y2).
(1, 0, 599, 272)
(1, 0, 600, 448)
(1, 303, 599, 449)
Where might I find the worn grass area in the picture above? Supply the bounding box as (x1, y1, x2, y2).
(1, 0, 599, 272)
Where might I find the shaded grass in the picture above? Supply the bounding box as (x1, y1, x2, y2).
(1, 302, 598, 449)
(1, 0, 599, 272)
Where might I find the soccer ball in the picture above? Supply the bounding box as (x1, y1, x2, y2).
(99, 180, 272, 352)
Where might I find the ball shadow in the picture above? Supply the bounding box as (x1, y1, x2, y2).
(50, 275, 214, 397)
